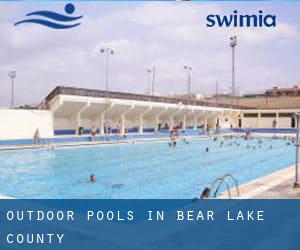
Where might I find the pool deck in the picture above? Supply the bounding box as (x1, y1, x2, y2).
(0, 131, 296, 151)
(219, 165, 300, 199)
(0, 134, 211, 151)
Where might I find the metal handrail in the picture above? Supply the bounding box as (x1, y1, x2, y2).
(210, 177, 232, 198)
(209, 173, 240, 198)
(222, 173, 240, 197)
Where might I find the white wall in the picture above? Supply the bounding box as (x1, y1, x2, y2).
(278, 117, 291, 128)
(0, 109, 53, 140)
(242, 118, 259, 128)
(54, 117, 76, 130)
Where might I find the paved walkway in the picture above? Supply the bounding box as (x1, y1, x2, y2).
(220, 165, 300, 199)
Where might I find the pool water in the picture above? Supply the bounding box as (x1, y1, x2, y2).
(0, 137, 295, 198)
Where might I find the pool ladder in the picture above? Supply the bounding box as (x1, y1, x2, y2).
(209, 173, 240, 199)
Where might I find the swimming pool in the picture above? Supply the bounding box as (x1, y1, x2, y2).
(0, 136, 295, 198)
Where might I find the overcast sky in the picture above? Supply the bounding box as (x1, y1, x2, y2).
(0, 1, 300, 107)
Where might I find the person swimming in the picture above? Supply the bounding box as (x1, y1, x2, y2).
(182, 138, 190, 145)
(205, 147, 209, 153)
(90, 174, 96, 183)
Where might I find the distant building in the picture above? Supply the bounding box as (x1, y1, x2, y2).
(167, 93, 204, 100)
(265, 86, 300, 97)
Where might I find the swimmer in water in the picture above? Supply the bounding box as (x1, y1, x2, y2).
(182, 138, 190, 145)
(78, 174, 96, 184)
(90, 174, 96, 183)
(106, 184, 124, 189)
(205, 147, 209, 153)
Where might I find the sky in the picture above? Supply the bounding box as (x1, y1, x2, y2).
(1, 1, 300, 107)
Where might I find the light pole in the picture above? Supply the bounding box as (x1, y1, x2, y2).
(146, 68, 152, 95)
(294, 113, 300, 188)
(183, 65, 192, 130)
(146, 66, 156, 95)
(100, 47, 114, 136)
(230, 36, 237, 98)
(100, 47, 114, 93)
(8, 71, 16, 108)
(183, 65, 192, 102)
(215, 80, 218, 103)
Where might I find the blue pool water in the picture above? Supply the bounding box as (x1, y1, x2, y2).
(0, 137, 295, 199)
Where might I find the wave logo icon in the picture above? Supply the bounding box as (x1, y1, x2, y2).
(14, 3, 82, 29)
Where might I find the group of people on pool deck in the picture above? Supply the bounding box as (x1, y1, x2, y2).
(87, 174, 124, 188)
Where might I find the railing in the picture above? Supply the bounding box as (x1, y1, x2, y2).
(45, 86, 251, 109)
(209, 173, 240, 198)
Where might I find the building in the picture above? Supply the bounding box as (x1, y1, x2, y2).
(265, 86, 300, 97)
(46, 86, 240, 136)
(0, 86, 300, 140)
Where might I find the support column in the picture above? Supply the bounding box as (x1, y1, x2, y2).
(276, 112, 279, 129)
(182, 115, 186, 130)
(119, 105, 134, 135)
(99, 112, 105, 135)
(204, 116, 208, 131)
(240, 113, 244, 128)
(155, 115, 160, 132)
(76, 113, 81, 134)
(169, 116, 174, 130)
(138, 107, 152, 134)
(70, 102, 90, 135)
(193, 116, 198, 130)
(257, 112, 261, 128)
(121, 113, 125, 135)
(139, 114, 144, 134)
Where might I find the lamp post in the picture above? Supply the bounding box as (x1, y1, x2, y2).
(183, 65, 192, 130)
(183, 65, 192, 103)
(230, 36, 237, 98)
(8, 71, 16, 108)
(294, 113, 300, 188)
(100, 47, 114, 93)
(146, 66, 156, 95)
(215, 80, 218, 103)
(100, 47, 114, 136)
(146, 68, 152, 95)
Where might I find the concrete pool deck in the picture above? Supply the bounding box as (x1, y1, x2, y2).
(0, 133, 215, 151)
(219, 165, 300, 199)
(0, 132, 296, 151)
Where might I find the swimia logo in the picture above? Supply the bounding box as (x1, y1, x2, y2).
(206, 10, 276, 28)
(14, 3, 83, 29)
